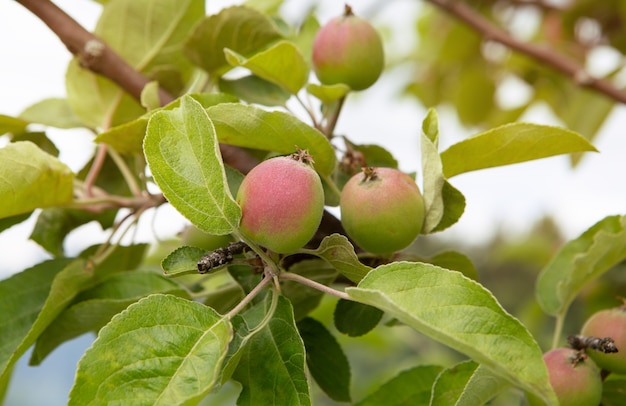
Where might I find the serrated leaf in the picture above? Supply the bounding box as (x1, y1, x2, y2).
(420, 109, 465, 233)
(298, 317, 351, 402)
(162, 246, 206, 276)
(225, 40, 308, 94)
(219, 75, 291, 107)
(144, 95, 241, 234)
(346, 262, 558, 406)
(0, 141, 74, 219)
(300, 233, 372, 283)
(282, 259, 338, 321)
(536, 214, 626, 316)
(206, 103, 336, 176)
(95, 92, 238, 155)
(69, 294, 232, 405)
(0, 245, 146, 395)
(0, 114, 28, 135)
(0, 259, 73, 381)
(334, 298, 383, 337)
(355, 365, 444, 406)
(66, 0, 203, 128)
(232, 295, 311, 406)
(31, 271, 189, 365)
(440, 123, 597, 178)
(430, 360, 510, 406)
(19, 98, 83, 129)
(184, 5, 282, 75)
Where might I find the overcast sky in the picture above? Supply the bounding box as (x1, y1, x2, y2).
(2, 0, 626, 279)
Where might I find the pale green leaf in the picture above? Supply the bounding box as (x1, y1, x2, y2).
(536, 214, 626, 316)
(19, 98, 83, 129)
(355, 365, 443, 406)
(428, 250, 478, 281)
(298, 317, 351, 402)
(144, 95, 241, 235)
(420, 109, 465, 233)
(430, 360, 510, 406)
(30, 271, 189, 365)
(162, 246, 206, 276)
(440, 123, 597, 178)
(95, 92, 238, 154)
(0, 114, 28, 135)
(232, 295, 311, 405)
(306, 83, 350, 105)
(67, 0, 204, 128)
(346, 262, 558, 405)
(141, 81, 162, 111)
(225, 40, 308, 94)
(300, 233, 372, 283)
(69, 294, 232, 405)
(206, 103, 336, 176)
(184, 5, 282, 75)
(0, 141, 74, 219)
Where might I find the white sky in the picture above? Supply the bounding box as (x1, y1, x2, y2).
(2, 0, 626, 279)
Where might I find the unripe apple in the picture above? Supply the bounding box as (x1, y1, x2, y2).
(340, 167, 424, 254)
(529, 348, 602, 406)
(236, 150, 324, 254)
(312, 5, 384, 91)
(581, 305, 626, 374)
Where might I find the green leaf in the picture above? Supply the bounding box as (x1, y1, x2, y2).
(0, 114, 28, 135)
(11, 131, 59, 157)
(206, 103, 336, 176)
(536, 214, 626, 316)
(0, 259, 73, 381)
(232, 295, 311, 405)
(225, 40, 308, 94)
(428, 250, 478, 281)
(140, 81, 162, 111)
(300, 233, 372, 283)
(420, 109, 465, 233)
(30, 271, 189, 365)
(184, 5, 282, 75)
(162, 246, 206, 276)
(430, 360, 510, 406)
(0, 141, 74, 219)
(30, 208, 116, 257)
(282, 259, 338, 321)
(144, 95, 241, 235)
(66, 0, 203, 128)
(0, 245, 144, 396)
(69, 294, 232, 405)
(95, 92, 237, 155)
(346, 262, 558, 406)
(334, 298, 383, 337)
(306, 83, 351, 105)
(0, 212, 31, 233)
(291, 15, 320, 67)
(440, 123, 598, 178)
(219, 75, 291, 106)
(355, 365, 444, 406)
(298, 317, 351, 402)
(19, 98, 83, 129)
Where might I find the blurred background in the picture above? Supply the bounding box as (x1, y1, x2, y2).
(2, 0, 626, 404)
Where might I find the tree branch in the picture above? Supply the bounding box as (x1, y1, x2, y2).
(424, 0, 626, 104)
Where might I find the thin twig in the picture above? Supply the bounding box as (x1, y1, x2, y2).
(424, 0, 626, 104)
(279, 272, 352, 300)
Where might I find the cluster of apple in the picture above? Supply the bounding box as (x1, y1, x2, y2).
(236, 149, 425, 256)
(533, 305, 626, 406)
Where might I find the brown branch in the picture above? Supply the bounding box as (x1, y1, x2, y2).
(424, 0, 626, 104)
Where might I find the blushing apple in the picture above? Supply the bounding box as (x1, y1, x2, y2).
(581, 305, 626, 374)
